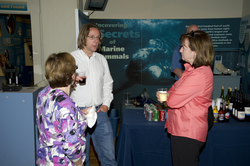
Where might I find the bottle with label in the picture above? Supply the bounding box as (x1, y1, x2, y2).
(233, 91, 238, 119)
(229, 91, 234, 116)
(220, 86, 225, 101)
(237, 93, 245, 122)
(213, 105, 218, 123)
(224, 102, 230, 122)
(245, 94, 250, 122)
(218, 102, 225, 122)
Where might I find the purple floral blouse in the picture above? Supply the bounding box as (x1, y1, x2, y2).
(36, 86, 87, 166)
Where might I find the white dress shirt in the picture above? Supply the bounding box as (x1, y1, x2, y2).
(70, 49, 114, 108)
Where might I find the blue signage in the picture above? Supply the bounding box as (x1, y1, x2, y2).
(0, 1, 27, 11)
(88, 18, 241, 109)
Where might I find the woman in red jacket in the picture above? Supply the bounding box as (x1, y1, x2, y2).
(157, 30, 214, 166)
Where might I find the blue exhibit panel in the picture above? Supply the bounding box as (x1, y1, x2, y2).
(0, 87, 41, 166)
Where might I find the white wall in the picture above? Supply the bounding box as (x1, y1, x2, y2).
(84, 0, 243, 19)
(40, 0, 78, 74)
(242, 0, 250, 17)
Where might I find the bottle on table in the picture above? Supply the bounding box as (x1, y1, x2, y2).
(245, 94, 250, 122)
(237, 93, 245, 122)
(218, 101, 225, 122)
(213, 105, 218, 123)
(225, 87, 231, 103)
(243, 93, 247, 106)
(224, 102, 230, 122)
(229, 91, 234, 116)
(234, 87, 237, 93)
(233, 91, 238, 119)
(220, 86, 225, 101)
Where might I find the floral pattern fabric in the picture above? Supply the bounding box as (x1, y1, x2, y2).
(36, 86, 87, 166)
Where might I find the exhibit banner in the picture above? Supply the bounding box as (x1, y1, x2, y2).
(0, 1, 27, 11)
(239, 14, 250, 94)
(89, 18, 240, 109)
(0, 14, 33, 86)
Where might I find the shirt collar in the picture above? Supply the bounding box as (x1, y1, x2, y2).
(184, 63, 195, 72)
(80, 49, 96, 59)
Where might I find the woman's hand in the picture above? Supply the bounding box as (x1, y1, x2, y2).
(156, 91, 170, 103)
(156, 91, 162, 103)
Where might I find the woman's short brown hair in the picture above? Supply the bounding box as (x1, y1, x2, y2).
(77, 23, 103, 49)
(45, 52, 76, 88)
(180, 30, 214, 68)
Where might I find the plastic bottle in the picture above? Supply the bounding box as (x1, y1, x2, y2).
(213, 106, 218, 123)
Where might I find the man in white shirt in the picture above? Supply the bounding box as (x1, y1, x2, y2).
(70, 23, 116, 166)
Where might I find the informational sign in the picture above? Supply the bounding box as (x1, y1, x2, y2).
(239, 14, 250, 94)
(88, 18, 241, 109)
(0, 14, 33, 86)
(0, 1, 27, 11)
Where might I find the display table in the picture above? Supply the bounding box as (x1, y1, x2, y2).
(120, 101, 141, 117)
(116, 109, 250, 166)
(0, 87, 42, 166)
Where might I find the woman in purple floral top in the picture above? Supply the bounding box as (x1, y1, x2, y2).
(36, 52, 87, 166)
